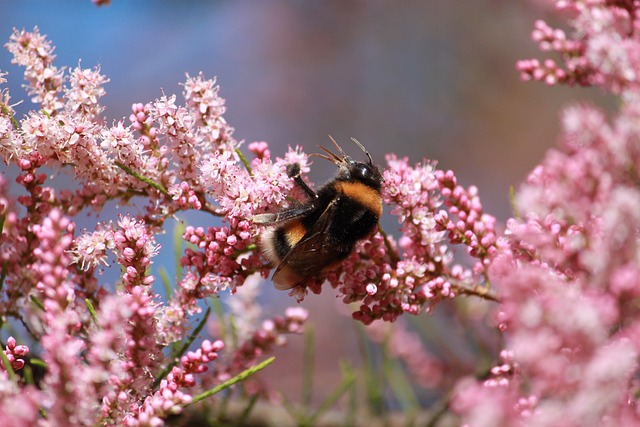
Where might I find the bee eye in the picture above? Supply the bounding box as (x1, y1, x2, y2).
(353, 164, 367, 178)
(348, 162, 382, 190)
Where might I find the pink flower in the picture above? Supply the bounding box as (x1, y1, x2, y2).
(182, 73, 233, 146)
(5, 27, 65, 112)
(69, 224, 115, 271)
(126, 339, 224, 427)
(65, 65, 109, 119)
(455, 59, 640, 427)
(517, 2, 640, 95)
(0, 27, 315, 425)
(248, 141, 270, 159)
(113, 214, 159, 290)
(199, 142, 295, 220)
(1, 337, 29, 372)
(151, 94, 202, 186)
(0, 381, 41, 427)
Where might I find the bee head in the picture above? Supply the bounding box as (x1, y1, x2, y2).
(318, 136, 383, 190)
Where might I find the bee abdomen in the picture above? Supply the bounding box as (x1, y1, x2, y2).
(261, 220, 307, 264)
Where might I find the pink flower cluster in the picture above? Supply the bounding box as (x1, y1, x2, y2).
(126, 340, 224, 427)
(455, 101, 640, 426)
(516, 1, 640, 94)
(1, 337, 28, 372)
(156, 220, 259, 341)
(0, 381, 40, 427)
(7, 2, 640, 421)
(0, 27, 310, 426)
(199, 144, 301, 220)
(32, 209, 76, 318)
(434, 169, 497, 269)
(5, 27, 64, 112)
(452, 2, 640, 425)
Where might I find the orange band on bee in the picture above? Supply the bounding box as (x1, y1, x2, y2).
(285, 220, 307, 247)
(335, 182, 383, 217)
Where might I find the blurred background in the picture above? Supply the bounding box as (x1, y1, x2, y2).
(0, 0, 614, 418)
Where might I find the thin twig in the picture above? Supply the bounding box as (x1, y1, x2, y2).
(454, 281, 501, 303)
(114, 161, 170, 196)
(377, 225, 401, 266)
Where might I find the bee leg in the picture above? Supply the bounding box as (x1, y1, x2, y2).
(287, 163, 316, 199)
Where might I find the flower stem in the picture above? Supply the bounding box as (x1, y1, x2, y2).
(235, 147, 252, 176)
(115, 161, 170, 196)
(189, 356, 276, 405)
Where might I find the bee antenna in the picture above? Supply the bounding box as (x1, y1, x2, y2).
(310, 152, 338, 164)
(316, 145, 343, 164)
(350, 137, 373, 165)
(327, 135, 347, 158)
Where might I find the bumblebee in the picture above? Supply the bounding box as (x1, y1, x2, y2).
(253, 137, 383, 290)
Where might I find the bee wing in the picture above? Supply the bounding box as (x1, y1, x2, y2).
(252, 203, 315, 225)
(272, 199, 344, 289)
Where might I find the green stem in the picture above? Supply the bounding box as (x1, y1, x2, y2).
(354, 322, 384, 415)
(303, 369, 356, 427)
(233, 394, 259, 427)
(509, 185, 520, 220)
(188, 357, 275, 405)
(0, 349, 16, 381)
(0, 104, 20, 131)
(30, 295, 45, 312)
(85, 298, 99, 325)
(235, 147, 252, 176)
(115, 161, 170, 196)
(425, 393, 451, 427)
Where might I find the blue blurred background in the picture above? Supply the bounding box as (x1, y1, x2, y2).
(1, 0, 611, 405)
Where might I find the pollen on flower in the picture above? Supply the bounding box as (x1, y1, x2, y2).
(69, 226, 114, 270)
(65, 65, 109, 118)
(199, 142, 294, 219)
